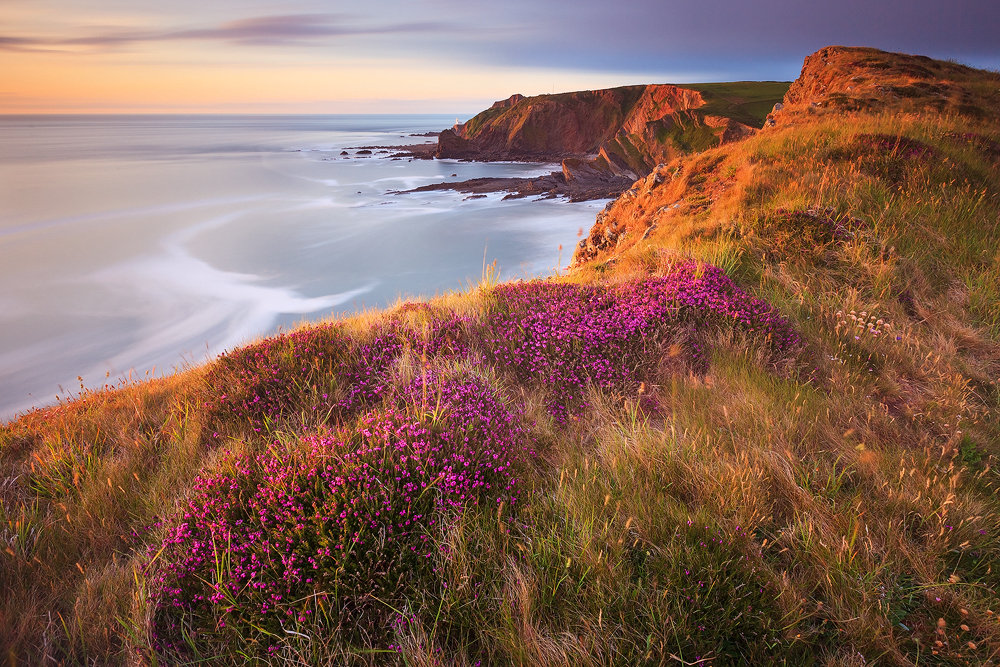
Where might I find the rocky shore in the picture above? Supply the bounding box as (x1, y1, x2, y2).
(394, 169, 633, 202)
(383, 82, 785, 201)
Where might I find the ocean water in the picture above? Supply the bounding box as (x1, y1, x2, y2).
(0, 114, 608, 420)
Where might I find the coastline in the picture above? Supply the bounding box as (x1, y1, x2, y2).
(359, 132, 635, 201)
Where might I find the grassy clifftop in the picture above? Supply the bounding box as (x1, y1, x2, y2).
(683, 81, 794, 127)
(3, 47, 1000, 664)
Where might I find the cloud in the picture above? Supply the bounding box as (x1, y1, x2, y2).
(0, 35, 47, 51)
(0, 13, 450, 51)
(2, 0, 999, 80)
(422, 0, 1000, 76)
(172, 15, 370, 44)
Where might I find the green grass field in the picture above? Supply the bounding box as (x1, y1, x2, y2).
(682, 81, 792, 127)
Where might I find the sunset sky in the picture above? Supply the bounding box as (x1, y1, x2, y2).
(3, 0, 999, 114)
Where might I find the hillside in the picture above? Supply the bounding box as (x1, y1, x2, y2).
(765, 46, 1000, 128)
(2, 46, 1000, 665)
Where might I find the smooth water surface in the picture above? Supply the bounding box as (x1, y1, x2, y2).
(0, 115, 607, 419)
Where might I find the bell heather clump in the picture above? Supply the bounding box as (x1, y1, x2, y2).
(206, 310, 473, 433)
(146, 262, 800, 657)
(204, 323, 352, 432)
(149, 372, 528, 657)
(484, 261, 799, 419)
(339, 311, 473, 415)
(204, 263, 796, 428)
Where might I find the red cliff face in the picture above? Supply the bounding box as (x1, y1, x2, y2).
(438, 84, 760, 180)
(450, 86, 655, 160)
(764, 46, 1000, 129)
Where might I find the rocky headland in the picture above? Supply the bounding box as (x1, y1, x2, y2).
(394, 81, 789, 200)
(763, 46, 1000, 129)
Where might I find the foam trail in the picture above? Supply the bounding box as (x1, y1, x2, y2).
(0, 114, 605, 422)
(91, 210, 377, 367)
(286, 197, 350, 212)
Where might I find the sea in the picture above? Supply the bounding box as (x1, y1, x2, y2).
(0, 114, 608, 421)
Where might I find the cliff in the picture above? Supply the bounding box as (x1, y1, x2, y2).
(576, 46, 1000, 265)
(438, 82, 789, 181)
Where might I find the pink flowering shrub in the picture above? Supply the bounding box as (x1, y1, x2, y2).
(206, 310, 473, 433)
(204, 323, 352, 432)
(150, 372, 527, 657)
(484, 262, 799, 419)
(160, 263, 799, 656)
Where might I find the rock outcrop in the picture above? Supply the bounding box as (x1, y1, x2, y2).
(764, 46, 1000, 129)
(396, 168, 634, 203)
(489, 93, 525, 111)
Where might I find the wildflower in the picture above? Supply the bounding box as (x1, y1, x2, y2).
(149, 373, 529, 657)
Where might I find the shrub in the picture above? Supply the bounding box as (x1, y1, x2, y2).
(149, 372, 528, 659)
(205, 310, 474, 434)
(483, 262, 799, 420)
(203, 323, 352, 433)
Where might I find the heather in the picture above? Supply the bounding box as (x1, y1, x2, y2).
(151, 372, 527, 658)
(203, 307, 472, 434)
(484, 264, 799, 419)
(203, 262, 796, 438)
(3, 48, 1000, 665)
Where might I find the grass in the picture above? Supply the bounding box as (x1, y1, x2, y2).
(3, 50, 1000, 664)
(569, 100, 1000, 663)
(682, 81, 793, 127)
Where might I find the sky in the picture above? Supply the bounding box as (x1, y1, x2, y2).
(2, 0, 999, 114)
